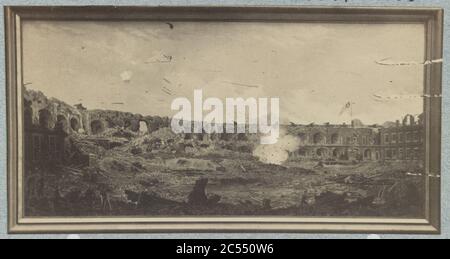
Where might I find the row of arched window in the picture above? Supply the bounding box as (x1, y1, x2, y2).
(297, 132, 374, 145)
(383, 131, 422, 145)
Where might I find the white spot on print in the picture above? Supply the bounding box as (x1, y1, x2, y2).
(120, 71, 133, 83)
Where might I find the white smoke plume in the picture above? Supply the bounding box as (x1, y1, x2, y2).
(253, 129, 301, 165)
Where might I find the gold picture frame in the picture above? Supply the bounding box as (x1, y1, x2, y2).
(5, 6, 443, 234)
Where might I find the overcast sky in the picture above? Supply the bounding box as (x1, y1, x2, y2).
(23, 21, 425, 125)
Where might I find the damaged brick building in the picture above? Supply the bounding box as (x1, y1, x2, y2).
(379, 114, 424, 161)
(288, 114, 424, 162)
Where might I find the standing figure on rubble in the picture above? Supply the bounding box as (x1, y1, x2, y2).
(99, 185, 112, 214)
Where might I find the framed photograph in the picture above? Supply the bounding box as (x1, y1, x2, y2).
(5, 6, 443, 234)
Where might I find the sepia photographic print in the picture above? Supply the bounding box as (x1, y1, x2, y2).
(5, 6, 442, 233)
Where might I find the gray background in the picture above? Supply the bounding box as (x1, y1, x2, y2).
(0, 0, 448, 239)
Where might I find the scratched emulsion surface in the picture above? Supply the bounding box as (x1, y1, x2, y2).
(0, 0, 448, 239)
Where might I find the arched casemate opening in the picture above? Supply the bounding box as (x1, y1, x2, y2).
(56, 115, 69, 132)
(90, 120, 105, 135)
(313, 132, 325, 144)
(70, 117, 80, 132)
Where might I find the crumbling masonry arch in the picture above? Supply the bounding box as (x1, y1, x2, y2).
(70, 117, 80, 132)
(90, 120, 105, 135)
(56, 115, 69, 132)
(364, 149, 372, 160)
(316, 148, 328, 157)
(38, 109, 52, 129)
(331, 133, 340, 144)
(313, 132, 325, 144)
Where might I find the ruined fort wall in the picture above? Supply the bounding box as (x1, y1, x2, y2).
(24, 89, 84, 134)
(24, 89, 425, 162)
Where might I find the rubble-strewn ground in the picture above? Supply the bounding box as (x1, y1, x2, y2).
(25, 128, 425, 217)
